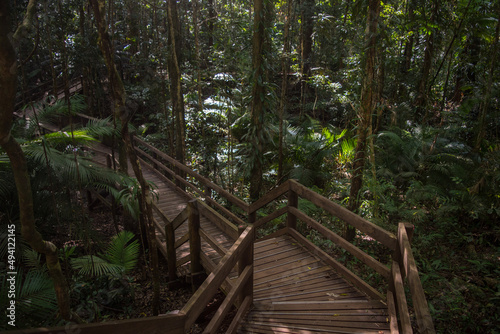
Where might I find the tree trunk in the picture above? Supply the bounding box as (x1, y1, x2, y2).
(90, 0, 160, 315)
(0, 0, 82, 323)
(346, 0, 380, 241)
(167, 0, 186, 166)
(249, 0, 272, 202)
(299, 0, 315, 117)
(415, 0, 438, 111)
(475, 5, 500, 151)
(278, 0, 292, 183)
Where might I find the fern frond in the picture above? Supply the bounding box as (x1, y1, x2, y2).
(71, 255, 124, 277)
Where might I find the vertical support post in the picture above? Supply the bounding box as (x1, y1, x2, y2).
(165, 221, 177, 283)
(248, 211, 256, 225)
(152, 151, 158, 170)
(106, 154, 112, 169)
(205, 185, 212, 200)
(404, 222, 414, 244)
(237, 226, 254, 307)
(188, 200, 202, 289)
(287, 190, 298, 230)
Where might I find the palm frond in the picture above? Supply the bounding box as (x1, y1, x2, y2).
(105, 231, 139, 273)
(71, 255, 124, 277)
(23, 249, 45, 272)
(14, 270, 58, 323)
(82, 116, 119, 138)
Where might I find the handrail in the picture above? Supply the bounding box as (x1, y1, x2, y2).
(181, 225, 254, 332)
(133, 136, 248, 212)
(11, 313, 186, 334)
(392, 223, 436, 334)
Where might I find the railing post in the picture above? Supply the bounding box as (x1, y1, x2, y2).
(238, 225, 254, 307)
(205, 185, 212, 200)
(106, 154, 112, 169)
(165, 221, 177, 284)
(188, 200, 203, 289)
(287, 190, 298, 230)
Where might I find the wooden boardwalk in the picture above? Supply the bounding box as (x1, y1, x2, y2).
(239, 234, 390, 333)
(16, 85, 434, 334)
(90, 143, 393, 333)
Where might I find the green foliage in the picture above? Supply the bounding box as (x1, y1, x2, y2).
(0, 244, 58, 330)
(71, 231, 139, 278)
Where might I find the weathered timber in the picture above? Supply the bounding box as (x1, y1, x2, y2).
(248, 181, 290, 213)
(200, 228, 228, 256)
(188, 200, 202, 275)
(203, 264, 253, 334)
(164, 220, 177, 282)
(174, 231, 190, 249)
(392, 260, 412, 333)
(204, 195, 245, 226)
(398, 223, 436, 334)
(289, 206, 391, 279)
(255, 226, 289, 241)
(286, 190, 298, 230)
(387, 290, 399, 334)
(171, 207, 189, 230)
(226, 295, 252, 334)
(12, 313, 186, 334)
(182, 226, 254, 330)
(197, 200, 239, 240)
(289, 180, 397, 250)
(253, 206, 288, 229)
(288, 228, 385, 301)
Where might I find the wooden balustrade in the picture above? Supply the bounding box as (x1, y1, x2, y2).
(390, 223, 436, 334)
(82, 133, 433, 333)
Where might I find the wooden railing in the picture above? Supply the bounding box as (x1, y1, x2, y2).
(132, 135, 435, 333)
(14, 225, 253, 334)
(16, 125, 434, 333)
(133, 136, 248, 226)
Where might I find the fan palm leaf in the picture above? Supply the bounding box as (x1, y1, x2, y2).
(71, 255, 124, 277)
(105, 231, 139, 273)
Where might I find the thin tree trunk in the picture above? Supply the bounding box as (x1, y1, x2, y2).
(193, 0, 203, 113)
(249, 0, 272, 202)
(299, 0, 314, 117)
(278, 0, 292, 183)
(167, 0, 186, 166)
(475, 5, 500, 151)
(0, 0, 82, 323)
(415, 0, 438, 111)
(89, 0, 160, 315)
(346, 0, 380, 241)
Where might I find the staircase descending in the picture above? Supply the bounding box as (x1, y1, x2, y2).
(14, 105, 435, 334)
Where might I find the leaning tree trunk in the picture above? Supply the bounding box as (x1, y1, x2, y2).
(90, 0, 160, 316)
(346, 0, 380, 241)
(0, 0, 82, 323)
